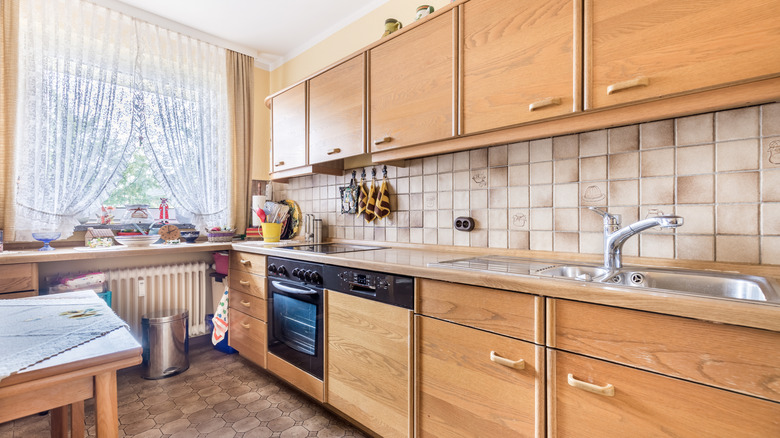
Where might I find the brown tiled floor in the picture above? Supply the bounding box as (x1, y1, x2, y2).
(0, 337, 367, 437)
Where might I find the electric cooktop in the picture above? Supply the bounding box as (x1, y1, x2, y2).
(278, 243, 387, 254)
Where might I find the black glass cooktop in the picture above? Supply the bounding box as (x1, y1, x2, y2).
(278, 243, 386, 254)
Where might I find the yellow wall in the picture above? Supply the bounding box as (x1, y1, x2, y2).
(252, 67, 271, 180)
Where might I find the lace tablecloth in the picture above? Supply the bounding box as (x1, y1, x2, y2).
(0, 290, 129, 382)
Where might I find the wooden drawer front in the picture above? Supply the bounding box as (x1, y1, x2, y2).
(549, 350, 780, 437)
(0, 291, 37, 299)
(417, 279, 540, 343)
(229, 289, 267, 322)
(417, 315, 543, 437)
(228, 308, 267, 368)
(228, 269, 266, 299)
(229, 251, 266, 275)
(549, 299, 780, 403)
(0, 263, 37, 293)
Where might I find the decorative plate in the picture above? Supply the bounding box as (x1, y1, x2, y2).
(280, 199, 301, 238)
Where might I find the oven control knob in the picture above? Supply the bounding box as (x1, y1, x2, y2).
(277, 265, 288, 276)
(292, 268, 301, 278)
(310, 272, 322, 284)
(303, 270, 313, 282)
(268, 264, 277, 274)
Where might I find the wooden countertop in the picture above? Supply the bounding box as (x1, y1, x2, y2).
(0, 242, 232, 265)
(232, 242, 780, 333)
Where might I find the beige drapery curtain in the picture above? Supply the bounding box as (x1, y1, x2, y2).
(0, 0, 19, 240)
(226, 50, 254, 235)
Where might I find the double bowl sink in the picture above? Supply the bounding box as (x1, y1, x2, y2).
(430, 256, 780, 305)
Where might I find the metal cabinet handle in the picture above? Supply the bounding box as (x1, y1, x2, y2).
(326, 148, 341, 155)
(567, 373, 615, 396)
(490, 351, 525, 370)
(373, 136, 392, 145)
(239, 280, 250, 285)
(528, 97, 561, 112)
(240, 300, 251, 307)
(240, 321, 251, 329)
(607, 76, 649, 95)
(275, 161, 285, 166)
(239, 259, 251, 265)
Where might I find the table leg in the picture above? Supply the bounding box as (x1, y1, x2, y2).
(71, 400, 85, 438)
(94, 371, 118, 438)
(50, 406, 68, 438)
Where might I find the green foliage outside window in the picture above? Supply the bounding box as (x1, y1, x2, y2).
(103, 150, 167, 208)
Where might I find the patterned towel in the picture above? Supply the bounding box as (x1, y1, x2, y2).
(365, 177, 377, 223)
(212, 283, 229, 345)
(357, 176, 368, 217)
(374, 177, 391, 220)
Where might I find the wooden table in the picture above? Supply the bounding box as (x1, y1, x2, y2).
(0, 327, 141, 437)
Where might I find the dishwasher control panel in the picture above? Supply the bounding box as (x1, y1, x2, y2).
(323, 265, 414, 309)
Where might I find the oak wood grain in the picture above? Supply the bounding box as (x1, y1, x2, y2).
(94, 371, 118, 438)
(271, 83, 307, 172)
(0, 376, 92, 424)
(228, 269, 266, 299)
(267, 353, 324, 402)
(229, 251, 266, 275)
(0, 263, 37, 293)
(228, 308, 267, 368)
(228, 289, 267, 322)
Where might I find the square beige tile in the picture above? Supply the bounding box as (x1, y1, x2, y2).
(437, 173, 453, 192)
(609, 179, 639, 206)
(612, 206, 641, 227)
(716, 235, 759, 263)
(423, 156, 438, 174)
(437, 154, 454, 173)
(489, 187, 508, 208)
(439, 191, 453, 209)
(508, 141, 530, 164)
(509, 164, 530, 186)
(554, 208, 579, 231)
(640, 119, 674, 149)
(554, 232, 579, 253)
(530, 231, 553, 251)
(530, 208, 553, 231)
(717, 172, 759, 203)
(488, 230, 508, 249)
(716, 106, 760, 141)
(580, 182, 608, 206)
(410, 210, 423, 228)
(761, 236, 780, 264)
(530, 185, 553, 208)
(509, 209, 530, 230)
(470, 229, 488, 248)
(677, 175, 714, 204)
(489, 167, 508, 187)
(554, 159, 579, 183)
(396, 194, 410, 211)
(641, 177, 674, 205)
(641, 148, 675, 177)
(675, 205, 714, 234)
(762, 203, 780, 235)
(453, 191, 469, 210)
(437, 228, 453, 246)
(608, 125, 639, 153)
(580, 207, 604, 232)
(470, 148, 488, 169)
(410, 193, 423, 210)
(395, 211, 410, 227)
(409, 176, 423, 193)
(581, 155, 607, 181)
(489, 209, 508, 229)
(580, 129, 608, 156)
(553, 135, 579, 160)
(509, 231, 530, 249)
(409, 158, 423, 176)
(530, 162, 553, 185)
(453, 151, 470, 171)
(554, 183, 579, 208)
(453, 171, 470, 191)
(489, 145, 508, 167)
(424, 193, 437, 209)
(397, 164, 410, 177)
(763, 136, 780, 169)
(470, 169, 488, 189)
(530, 138, 553, 162)
(640, 234, 675, 259)
(716, 139, 760, 172)
(764, 169, 780, 202)
(452, 227, 470, 246)
(470, 189, 488, 209)
(677, 144, 714, 175)
(424, 228, 438, 244)
(676, 235, 715, 261)
(579, 232, 602, 254)
(423, 174, 437, 192)
(424, 210, 438, 228)
(397, 227, 410, 243)
(716, 204, 758, 235)
(509, 186, 529, 208)
(763, 103, 780, 137)
(609, 152, 639, 179)
(676, 113, 714, 146)
(471, 209, 488, 229)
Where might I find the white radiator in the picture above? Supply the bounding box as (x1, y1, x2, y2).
(108, 262, 210, 339)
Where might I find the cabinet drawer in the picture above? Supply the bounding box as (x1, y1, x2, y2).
(548, 299, 780, 402)
(417, 279, 541, 343)
(228, 269, 266, 299)
(230, 251, 266, 275)
(229, 289, 267, 322)
(0, 263, 37, 294)
(417, 315, 543, 437)
(549, 350, 780, 437)
(228, 309, 267, 368)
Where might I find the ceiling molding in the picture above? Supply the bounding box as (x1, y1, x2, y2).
(254, 53, 284, 71)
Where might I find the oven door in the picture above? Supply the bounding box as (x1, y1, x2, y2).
(267, 279, 324, 379)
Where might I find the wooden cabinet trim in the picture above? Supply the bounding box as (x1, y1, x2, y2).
(229, 251, 266, 275)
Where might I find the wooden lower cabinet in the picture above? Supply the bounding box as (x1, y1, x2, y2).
(228, 307, 267, 368)
(416, 315, 544, 437)
(0, 263, 38, 297)
(548, 349, 780, 437)
(325, 291, 413, 438)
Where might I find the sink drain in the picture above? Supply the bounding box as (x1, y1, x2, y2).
(628, 272, 645, 285)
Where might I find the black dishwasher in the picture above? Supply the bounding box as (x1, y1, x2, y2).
(323, 265, 414, 309)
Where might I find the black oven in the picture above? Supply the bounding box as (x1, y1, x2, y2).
(266, 257, 324, 379)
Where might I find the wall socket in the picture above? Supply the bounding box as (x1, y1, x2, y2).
(454, 216, 475, 232)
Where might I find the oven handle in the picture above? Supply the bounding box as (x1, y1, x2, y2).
(271, 280, 320, 296)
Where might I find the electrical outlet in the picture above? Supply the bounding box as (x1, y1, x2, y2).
(454, 216, 475, 232)
(138, 278, 146, 297)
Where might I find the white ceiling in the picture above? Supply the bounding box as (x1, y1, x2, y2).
(105, 0, 390, 69)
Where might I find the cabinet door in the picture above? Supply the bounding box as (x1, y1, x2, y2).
(271, 83, 306, 171)
(228, 308, 267, 368)
(586, 0, 780, 109)
(0, 264, 37, 294)
(462, 0, 579, 134)
(369, 10, 455, 151)
(417, 315, 543, 437)
(309, 55, 365, 164)
(326, 291, 412, 438)
(549, 350, 780, 437)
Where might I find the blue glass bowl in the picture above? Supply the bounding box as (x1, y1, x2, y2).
(32, 232, 61, 251)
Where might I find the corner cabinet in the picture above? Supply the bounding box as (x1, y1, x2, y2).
(586, 0, 780, 109)
(369, 9, 456, 152)
(461, 0, 580, 134)
(270, 83, 307, 172)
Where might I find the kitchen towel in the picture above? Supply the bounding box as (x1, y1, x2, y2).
(365, 177, 377, 223)
(357, 176, 368, 218)
(211, 283, 229, 345)
(374, 177, 391, 220)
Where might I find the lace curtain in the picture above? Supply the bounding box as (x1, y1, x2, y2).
(13, 0, 231, 239)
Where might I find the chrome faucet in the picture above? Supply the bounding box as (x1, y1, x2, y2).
(589, 207, 683, 276)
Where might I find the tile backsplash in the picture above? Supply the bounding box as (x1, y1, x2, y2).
(276, 103, 780, 265)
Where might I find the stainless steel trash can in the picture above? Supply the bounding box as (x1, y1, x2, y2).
(141, 309, 189, 379)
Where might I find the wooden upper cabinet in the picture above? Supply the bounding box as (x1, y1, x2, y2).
(462, 0, 580, 134)
(271, 83, 307, 172)
(586, 0, 780, 109)
(309, 55, 365, 164)
(369, 10, 456, 152)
